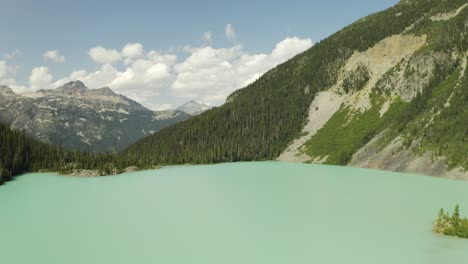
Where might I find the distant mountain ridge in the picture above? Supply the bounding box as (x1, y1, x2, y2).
(0, 81, 191, 152)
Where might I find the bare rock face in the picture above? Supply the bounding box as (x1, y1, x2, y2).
(0, 81, 191, 152)
(55, 80, 87, 96)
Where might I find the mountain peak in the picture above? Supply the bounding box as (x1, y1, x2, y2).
(0, 85, 15, 95)
(177, 100, 212, 115)
(63, 80, 87, 89)
(57, 80, 88, 96)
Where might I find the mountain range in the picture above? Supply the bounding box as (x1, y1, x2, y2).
(0, 81, 209, 152)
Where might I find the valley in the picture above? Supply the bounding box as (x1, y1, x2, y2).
(1, 0, 467, 182)
(1, 0, 468, 262)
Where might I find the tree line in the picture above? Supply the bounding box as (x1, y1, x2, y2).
(0, 123, 130, 184)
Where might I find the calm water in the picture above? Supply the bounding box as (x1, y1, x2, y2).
(1, 162, 468, 264)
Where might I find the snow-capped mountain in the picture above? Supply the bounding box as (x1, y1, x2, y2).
(0, 81, 191, 152)
(177, 100, 212, 116)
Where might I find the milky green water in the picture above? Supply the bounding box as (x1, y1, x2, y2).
(1, 162, 468, 264)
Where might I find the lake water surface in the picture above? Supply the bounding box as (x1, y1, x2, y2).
(1, 162, 468, 263)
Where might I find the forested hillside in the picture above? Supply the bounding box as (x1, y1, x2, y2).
(0, 123, 126, 184)
(122, 0, 468, 177)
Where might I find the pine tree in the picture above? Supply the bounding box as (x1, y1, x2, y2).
(438, 208, 445, 221)
(452, 205, 461, 225)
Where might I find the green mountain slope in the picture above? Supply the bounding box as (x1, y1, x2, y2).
(122, 0, 467, 178)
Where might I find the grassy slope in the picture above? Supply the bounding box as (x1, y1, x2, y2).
(303, 96, 408, 165)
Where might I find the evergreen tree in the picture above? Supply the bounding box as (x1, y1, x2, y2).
(452, 205, 461, 225)
(438, 208, 445, 221)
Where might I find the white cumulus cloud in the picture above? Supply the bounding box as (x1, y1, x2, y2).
(55, 55, 174, 107)
(43, 50, 65, 63)
(271, 37, 312, 60)
(146, 103, 174, 111)
(122, 43, 144, 59)
(0, 60, 19, 77)
(7, 32, 313, 110)
(0, 60, 25, 93)
(170, 37, 313, 104)
(57, 37, 312, 107)
(88, 46, 122, 64)
(29, 66, 53, 90)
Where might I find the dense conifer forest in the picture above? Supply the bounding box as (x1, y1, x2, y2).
(0, 123, 126, 184)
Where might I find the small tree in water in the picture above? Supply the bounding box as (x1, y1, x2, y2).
(435, 205, 468, 239)
(452, 205, 461, 226)
(438, 208, 445, 220)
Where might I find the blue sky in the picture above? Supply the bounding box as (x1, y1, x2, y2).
(0, 0, 399, 109)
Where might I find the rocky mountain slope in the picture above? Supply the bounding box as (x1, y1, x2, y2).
(0, 81, 190, 152)
(277, 0, 468, 179)
(177, 100, 212, 116)
(122, 0, 467, 179)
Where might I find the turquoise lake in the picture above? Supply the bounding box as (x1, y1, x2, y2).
(1, 161, 468, 263)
